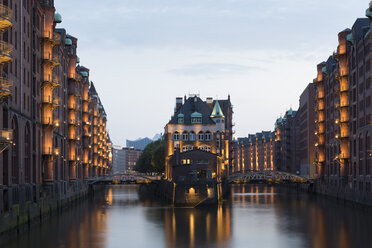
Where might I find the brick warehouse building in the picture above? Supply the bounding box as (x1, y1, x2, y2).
(0, 0, 112, 228)
(314, 14, 372, 197)
(164, 95, 233, 182)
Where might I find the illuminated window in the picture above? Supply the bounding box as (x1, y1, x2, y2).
(181, 159, 192, 165)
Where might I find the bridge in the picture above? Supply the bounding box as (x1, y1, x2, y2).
(228, 171, 311, 184)
(87, 172, 161, 185)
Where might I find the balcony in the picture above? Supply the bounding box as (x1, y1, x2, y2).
(0, 4, 12, 31)
(41, 75, 60, 87)
(68, 87, 81, 96)
(0, 77, 12, 99)
(335, 70, 348, 80)
(42, 147, 53, 156)
(68, 119, 77, 126)
(339, 153, 349, 159)
(83, 130, 92, 137)
(42, 52, 60, 67)
(0, 129, 12, 143)
(41, 117, 59, 127)
(68, 103, 77, 110)
(41, 96, 61, 107)
(41, 31, 61, 46)
(0, 40, 12, 64)
(68, 133, 77, 140)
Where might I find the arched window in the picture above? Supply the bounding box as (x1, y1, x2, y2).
(173, 132, 179, 141)
(205, 131, 212, 141)
(182, 132, 188, 141)
(198, 132, 204, 141)
(24, 124, 31, 183)
(11, 117, 19, 185)
(359, 134, 364, 175)
(366, 132, 371, 175)
(189, 131, 196, 141)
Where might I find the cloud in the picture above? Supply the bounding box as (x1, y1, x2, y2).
(168, 63, 260, 77)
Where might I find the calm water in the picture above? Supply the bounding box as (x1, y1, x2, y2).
(2, 184, 372, 248)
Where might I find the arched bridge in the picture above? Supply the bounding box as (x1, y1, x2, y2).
(228, 171, 311, 184)
(87, 172, 161, 185)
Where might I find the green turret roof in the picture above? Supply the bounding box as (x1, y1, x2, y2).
(210, 100, 225, 118)
(54, 13, 62, 23)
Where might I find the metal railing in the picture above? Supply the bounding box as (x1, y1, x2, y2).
(41, 96, 61, 105)
(42, 52, 60, 64)
(0, 4, 12, 22)
(0, 77, 12, 95)
(42, 74, 60, 85)
(0, 40, 12, 57)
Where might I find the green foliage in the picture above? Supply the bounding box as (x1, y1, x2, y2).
(134, 139, 165, 173)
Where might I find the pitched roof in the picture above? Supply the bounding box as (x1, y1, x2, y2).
(168, 96, 216, 125)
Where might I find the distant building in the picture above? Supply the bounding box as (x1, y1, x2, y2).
(124, 147, 142, 171)
(296, 83, 317, 179)
(274, 108, 299, 174)
(233, 132, 275, 173)
(126, 137, 153, 150)
(112, 146, 126, 174)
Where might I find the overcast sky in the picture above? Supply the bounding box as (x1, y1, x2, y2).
(55, 0, 369, 147)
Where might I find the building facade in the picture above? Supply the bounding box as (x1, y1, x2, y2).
(314, 14, 372, 196)
(296, 83, 317, 178)
(123, 147, 142, 171)
(274, 109, 299, 174)
(112, 145, 126, 174)
(164, 95, 233, 182)
(0, 0, 112, 222)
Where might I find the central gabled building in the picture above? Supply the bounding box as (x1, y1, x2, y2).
(164, 95, 233, 183)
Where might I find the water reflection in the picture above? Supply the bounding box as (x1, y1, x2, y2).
(1, 185, 372, 248)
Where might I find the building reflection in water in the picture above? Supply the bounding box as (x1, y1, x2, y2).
(160, 203, 232, 248)
(2, 185, 372, 248)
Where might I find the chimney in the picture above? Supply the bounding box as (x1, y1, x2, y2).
(206, 97, 213, 108)
(175, 97, 183, 113)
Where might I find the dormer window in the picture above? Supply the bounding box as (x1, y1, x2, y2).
(191, 112, 202, 124)
(177, 113, 184, 124)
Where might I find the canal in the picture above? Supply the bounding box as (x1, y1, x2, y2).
(1, 184, 372, 248)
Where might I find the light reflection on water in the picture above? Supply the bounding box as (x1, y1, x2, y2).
(1, 184, 372, 248)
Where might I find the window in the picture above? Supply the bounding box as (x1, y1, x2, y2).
(178, 117, 184, 124)
(182, 132, 188, 141)
(189, 132, 196, 141)
(173, 132, 179, 141)
(181, 159, 192, 165)
(191, 117, 202, 124)
(205, 131, 212, 141)
(198, 132, 204, 141)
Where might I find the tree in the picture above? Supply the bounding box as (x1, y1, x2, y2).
(134, 139, 165, 173)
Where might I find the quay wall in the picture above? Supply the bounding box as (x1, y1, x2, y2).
(0, 180, 93, 235)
